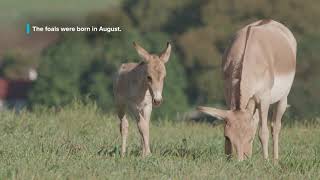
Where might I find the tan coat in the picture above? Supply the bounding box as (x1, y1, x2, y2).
(113, 42, 171, 157)
(198, 19, 296, 160)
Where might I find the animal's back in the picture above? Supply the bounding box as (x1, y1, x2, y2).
(260, 21, 296, 103)
(223, 20, 297, 109)
(113, 63, 139, 100)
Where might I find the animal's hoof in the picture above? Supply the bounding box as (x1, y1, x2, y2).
(121, 153, 126, 158)
(142, 152, 152, 158)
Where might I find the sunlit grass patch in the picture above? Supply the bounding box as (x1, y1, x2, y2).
(0, 102, 319, 179)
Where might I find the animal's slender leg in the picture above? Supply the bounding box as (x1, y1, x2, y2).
(137, 113, 151, 157)
(246, 111, 259, 157)
(142, 104, 152, 156)
(225, 138, 232, 156)
(252, 111, 260, 138)
(117, 107, 128, 157)
(131, 107, 150, 157)
(271, 97, 287, 160)
(258, 99, 270, 159)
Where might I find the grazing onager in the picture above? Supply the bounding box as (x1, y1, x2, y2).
(198, 19, 296, 160)
(113, 42, 171, 157)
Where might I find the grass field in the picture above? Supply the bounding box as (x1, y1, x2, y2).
(0, 102, 319, 179)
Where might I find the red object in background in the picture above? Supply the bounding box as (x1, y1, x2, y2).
(0, 78, 33, 100)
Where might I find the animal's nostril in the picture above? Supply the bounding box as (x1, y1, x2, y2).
(152, 99, 162, 106)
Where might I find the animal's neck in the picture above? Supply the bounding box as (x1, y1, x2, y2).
(224, 26, 252, 110)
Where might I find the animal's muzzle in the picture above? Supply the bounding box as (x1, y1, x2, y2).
(152, 98, 163, 107)
(148, 87, 163, 107)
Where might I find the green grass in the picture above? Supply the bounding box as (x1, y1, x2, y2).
(0, 102, 319, 179)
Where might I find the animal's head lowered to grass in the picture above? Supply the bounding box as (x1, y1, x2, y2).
(197, 106, 256, 161)
(133, 42, 171, 107)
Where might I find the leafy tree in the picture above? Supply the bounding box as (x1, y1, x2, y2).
(29, 26, 189, 119)
(28, 35, 95, 107)
(123, 0, 194, 32)
(290, 34, 320, 118)
(0, 52, 38, 80)
(27, 0, 320, 120)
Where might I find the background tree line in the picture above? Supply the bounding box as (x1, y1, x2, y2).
(2, 0, 319, 120)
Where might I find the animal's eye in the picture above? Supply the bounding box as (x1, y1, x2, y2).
(147, 76, 152, 83)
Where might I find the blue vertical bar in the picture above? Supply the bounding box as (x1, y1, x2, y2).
(26, 23, 30, 35)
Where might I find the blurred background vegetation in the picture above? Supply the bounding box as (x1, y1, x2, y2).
(0, 0, 319, 120)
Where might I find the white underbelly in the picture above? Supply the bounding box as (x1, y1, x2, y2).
(270, 72, 295, 104)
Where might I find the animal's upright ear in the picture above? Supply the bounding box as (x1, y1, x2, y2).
(159, 42, 171, 63)
(197, 106, 229, 120)
(133, 42, 151, 62)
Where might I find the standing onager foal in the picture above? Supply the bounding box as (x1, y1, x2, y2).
(198, 19, 296, 160)
(113, 42, 171, 157)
